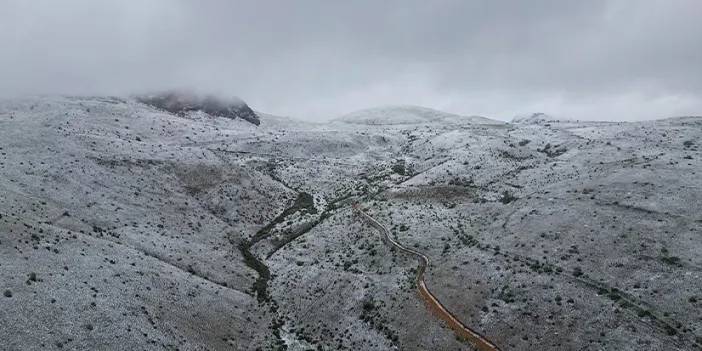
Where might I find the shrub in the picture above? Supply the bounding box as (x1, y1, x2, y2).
(500, 190, 517, 204)
(391, 160, 406, 175)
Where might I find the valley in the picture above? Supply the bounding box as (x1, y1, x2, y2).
(1, 96, 701, 350)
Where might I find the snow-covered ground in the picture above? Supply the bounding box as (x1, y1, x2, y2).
(1, 96, 701, 350)
(336, 105, 501, 126)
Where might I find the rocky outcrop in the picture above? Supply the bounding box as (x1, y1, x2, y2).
(137, 90, 260, 125)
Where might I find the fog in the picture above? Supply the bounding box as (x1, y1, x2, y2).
(1, 0, 701, 121)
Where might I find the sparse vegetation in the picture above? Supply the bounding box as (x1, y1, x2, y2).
(2, 95, 701, 350)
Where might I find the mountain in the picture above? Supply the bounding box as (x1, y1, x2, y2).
(137, 90, 261, 125)
(511, 112, 574, 124)
(336, 105, 501, 125)
(1, 95, 701, 351)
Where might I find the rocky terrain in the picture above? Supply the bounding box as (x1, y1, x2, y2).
(137, 91, 261, 126)
(1, 96, 701, 350)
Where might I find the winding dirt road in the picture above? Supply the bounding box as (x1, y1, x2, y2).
(354, 204, 501, 351)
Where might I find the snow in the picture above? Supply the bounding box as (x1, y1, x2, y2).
(1, 95, 701, 351)
(511, 112, 574, 124)
(335, 105, 501, 125)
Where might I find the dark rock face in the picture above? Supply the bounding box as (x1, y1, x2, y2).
(138, 91, 260, 125)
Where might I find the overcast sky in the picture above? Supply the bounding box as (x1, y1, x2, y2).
(1, 0, 701, 121)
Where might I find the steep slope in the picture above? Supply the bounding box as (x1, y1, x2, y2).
(137, 90, 261, 125)
(0, 96, 283, 350)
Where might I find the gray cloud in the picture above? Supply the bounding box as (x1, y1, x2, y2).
(1, 0, 701, 120)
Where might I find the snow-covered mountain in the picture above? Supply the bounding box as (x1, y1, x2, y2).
(336, 105, 501, 125)
(137, 90, 261, 125)
(511, 112, 574, 124)
(1, 95, 701, 351)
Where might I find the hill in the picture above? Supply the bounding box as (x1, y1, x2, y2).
(336, 105, 501, 125)
(1, 95, 701, 350)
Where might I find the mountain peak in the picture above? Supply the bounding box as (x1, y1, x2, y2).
(137, 90, 260, 125)
(335, 105, 499, 125)
(511, 112, 572, 124)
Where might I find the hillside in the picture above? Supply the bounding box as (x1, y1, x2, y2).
(137, 91, 261, 125)
(1, 96, 701, 351)
(511, 112, 575, 124)
(336, 105, 501, 126)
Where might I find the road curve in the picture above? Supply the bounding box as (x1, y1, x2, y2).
(354, 204, 501, 351)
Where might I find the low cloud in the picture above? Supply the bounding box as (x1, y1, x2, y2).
(1, 0, 700, 121)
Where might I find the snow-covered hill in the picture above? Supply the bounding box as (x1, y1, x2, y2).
(511, 112, 574, 124)
(137, 90, 261, 125)
(336, 105, 501, 125)
(1, 95, 701, 351)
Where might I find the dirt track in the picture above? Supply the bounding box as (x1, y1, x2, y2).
(354, 204, 501, 351)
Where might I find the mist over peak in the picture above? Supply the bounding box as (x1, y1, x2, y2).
(136, 90, 260, 125)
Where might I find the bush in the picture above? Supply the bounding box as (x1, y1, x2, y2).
(362, 300, 375, 312)
(391, 160, 406, 175)
(660, 255, 682, 267)
(572, 267, 583, 277)
(500, 190, 517, 204)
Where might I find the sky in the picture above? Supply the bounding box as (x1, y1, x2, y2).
(1, 0, 701, 121)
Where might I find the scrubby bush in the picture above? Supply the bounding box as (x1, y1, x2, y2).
(500, 190, 517, 204)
